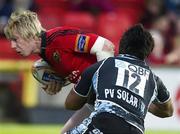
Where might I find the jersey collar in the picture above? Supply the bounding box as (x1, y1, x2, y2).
(40, 31, 47, 60)
(118, 54, 148, 66)
(118, 54, 140, 60)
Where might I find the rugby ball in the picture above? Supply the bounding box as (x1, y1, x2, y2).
(31, 59, 65, 85)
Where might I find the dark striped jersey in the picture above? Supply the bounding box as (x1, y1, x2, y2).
(74, 54, 170, 133)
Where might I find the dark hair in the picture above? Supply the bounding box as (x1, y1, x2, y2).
(119, 24, 154, 60)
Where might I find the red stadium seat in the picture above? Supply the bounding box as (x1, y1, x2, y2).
(116, 8, 144, 24)
(97, 12, 134, 55)
(37, 7, 65, 29)
(112, 0, 145, 23)
(35, 0, 68, 9)
(63, 12, 96, 32)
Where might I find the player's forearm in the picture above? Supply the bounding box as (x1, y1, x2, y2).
(148, 100, 173, 118)
(65, 89, 87, 110)
(65, 102, 84, 110)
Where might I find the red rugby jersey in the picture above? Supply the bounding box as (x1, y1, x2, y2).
(40, 26, 98, 83)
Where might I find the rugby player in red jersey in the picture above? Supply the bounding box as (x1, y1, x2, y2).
(4, 10, 117, 133)
(40, 26, 115, 84)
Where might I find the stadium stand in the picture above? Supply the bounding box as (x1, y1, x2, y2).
(37, 7, 65, 29)
(96, 12, 135, 55)
(63, 11, 96, 32)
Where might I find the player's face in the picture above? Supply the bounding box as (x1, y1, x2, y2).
(10, 30, 36, 56)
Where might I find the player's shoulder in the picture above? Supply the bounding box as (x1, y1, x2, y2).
(153, 74, 161, 83)
(46, 26, 81, 35)
(45, 26, 82, 45)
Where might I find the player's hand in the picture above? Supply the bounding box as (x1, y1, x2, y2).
(67, 70, 80, 82)
(41, 80, 63, 95)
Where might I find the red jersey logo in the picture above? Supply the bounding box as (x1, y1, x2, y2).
(53, 50, 60, 63)
(75, 34, 90, 53)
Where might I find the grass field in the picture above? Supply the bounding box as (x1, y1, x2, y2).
(0, 123, 180, 134)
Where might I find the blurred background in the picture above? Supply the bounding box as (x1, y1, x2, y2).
(0, 0, 180, 134)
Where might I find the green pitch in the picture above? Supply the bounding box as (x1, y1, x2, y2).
(0, 123, 62, 134)
(0, 123, 179, 134)
(145, 130, 180, 134)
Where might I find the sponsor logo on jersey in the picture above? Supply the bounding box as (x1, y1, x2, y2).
(53, 50, 60, 63)
(104, 88, 138, 108)
(75, 34, 90, 53)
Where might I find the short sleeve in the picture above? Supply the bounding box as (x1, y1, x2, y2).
(153, 76, 170, 103)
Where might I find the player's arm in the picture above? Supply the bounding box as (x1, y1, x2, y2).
(32, 59, 65, 95)
(65, 61, 102, 110)
(148, 99, 173, 118)
(74, 33, 115, 61)
(90, 36, 115, 61)
(148, 76, 174, 117)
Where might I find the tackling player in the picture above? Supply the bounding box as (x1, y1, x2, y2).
(65, 24, 174, 134)
(4, 10, 116, 133)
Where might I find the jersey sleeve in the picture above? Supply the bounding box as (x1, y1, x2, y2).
(73, 61, 103, 97)
(153, 75, 170, 103)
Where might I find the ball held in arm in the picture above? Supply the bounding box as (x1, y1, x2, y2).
(31, 59, 70, 86)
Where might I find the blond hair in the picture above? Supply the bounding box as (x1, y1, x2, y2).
(4, 10, 45, 40)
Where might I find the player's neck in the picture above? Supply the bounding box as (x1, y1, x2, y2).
(33, 37, 42, 54)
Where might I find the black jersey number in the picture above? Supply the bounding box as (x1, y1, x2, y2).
(122, 69, 140, 93)
(115, 59, 148, 97)
(115, 68, 146, 96)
